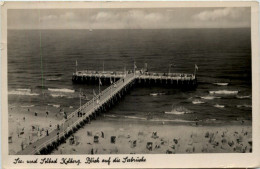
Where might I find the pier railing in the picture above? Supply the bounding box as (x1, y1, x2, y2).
(74, 70, 195, 81)
(30, 73, 135, 154)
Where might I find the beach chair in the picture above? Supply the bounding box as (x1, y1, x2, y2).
(87, 131, 92, 136)
(111, 136, 116, 144)
(8, 136, 12, 143)
(69, 137, 75, 145)
(130, 140, 137, 148)
(151, 132, 159, 139)
(146, 142, 153, 151)
(94, 136, 99, 143)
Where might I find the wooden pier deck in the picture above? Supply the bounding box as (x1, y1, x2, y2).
(72, 70, 197, 87)
(17, 70, 197, 155)
(17, 73, 136, 155)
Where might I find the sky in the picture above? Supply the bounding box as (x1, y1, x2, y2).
(7, 7, 251, 29)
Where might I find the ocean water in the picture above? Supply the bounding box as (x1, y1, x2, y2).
(8, 28, 252, 124)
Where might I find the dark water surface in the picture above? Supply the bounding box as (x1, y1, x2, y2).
(8, 28, 252, 124)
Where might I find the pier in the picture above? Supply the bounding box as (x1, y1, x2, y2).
(72, 70, 197, 88)
(17, 68, 197, 155)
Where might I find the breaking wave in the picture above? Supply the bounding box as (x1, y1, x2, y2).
(50, 94, 66, 98)
(104, 114, 117, 118)
(48, 88, 75, 93)
(192, 100, 205, 104)
(209, 90, 238, 95)
(237, 104, 252, 108)
(124, 116, 147, 120)
(9, 89, 39, 96)
(150, 92, 166, 96)
(16, 88, 31, 92)
(165, 106, 193, 115)
(214, 104, 225, 108)
(201, 96, 221, 100)
(236, 95, 251, 99)
(21, 105, 35, 108)
(151, 119, 194, 123)
(48, 104, 60, 108)
(46, 77, 61, 81)
(213, 83, 229, 86)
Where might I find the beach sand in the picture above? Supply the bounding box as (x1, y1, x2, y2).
(8, 105, 63, 154)
(51, 117, 252, 154)
(8, 104, 252, 155)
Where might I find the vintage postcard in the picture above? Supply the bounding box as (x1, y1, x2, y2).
(1, 1, 260, 168)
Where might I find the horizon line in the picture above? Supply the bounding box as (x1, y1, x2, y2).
(8, 27, 251, 30)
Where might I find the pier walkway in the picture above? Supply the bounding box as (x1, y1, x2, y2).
(17, 73, 136, 155)
(72, 70, 196, 86)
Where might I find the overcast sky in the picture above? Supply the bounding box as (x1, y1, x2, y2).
(8, 7, 250, 29)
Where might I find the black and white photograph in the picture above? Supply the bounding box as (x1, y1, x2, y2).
(1, 1, 260, 168)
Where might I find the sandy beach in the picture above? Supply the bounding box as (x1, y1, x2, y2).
(8, 103, 252, 155)
(8, 104, 65, 154)
(50, 117, 252, 154)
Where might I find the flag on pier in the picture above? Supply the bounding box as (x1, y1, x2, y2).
(195, 64, 199, 71)
(93, 89, 97, 97)
(134, 62, 137, 69)
(75, 60, 78, 72)
(99, 78, 102, 86)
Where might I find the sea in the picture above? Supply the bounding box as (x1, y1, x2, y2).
(8, 28, 252, 125)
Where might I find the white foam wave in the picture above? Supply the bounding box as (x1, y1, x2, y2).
(213, 83, 229, 86)
(69, 106, 73, 109)
(48, 88, 75, 93)
(236, 95, 251, 99)
(201, 96, 221, 100)
(9, 90, 39, 96)
(48, 104, 60, 108)
(205, 118, 217, 121)
(214, 104, 225, 108)
(21, 105, 35, 108)
(104, 114, 117, 118)
(50, 94, 66, 98)
(209, 90, 238, 95)
(16, 89, 31, 92)
(150, 92, 165, 96)
(192, 100, 205, 104)
(124, 116, 147, 120)
(237, 104, 252, 108)
(165, 106, 193, 115)
(165, 111, 185, 115)
(151, 119, 194, 123)
(46, 77, 61, 81)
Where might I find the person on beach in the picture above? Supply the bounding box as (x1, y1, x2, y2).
(34, 112, 37, 116)
(46, 111, 49, 117)
(64, 112, 67, 119)
(46, 130, 49, 136)
(21, 141, 24, 150)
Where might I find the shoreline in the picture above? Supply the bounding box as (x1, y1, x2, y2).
(52, 116, 252, 154)
(8, 104, 252, 155)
